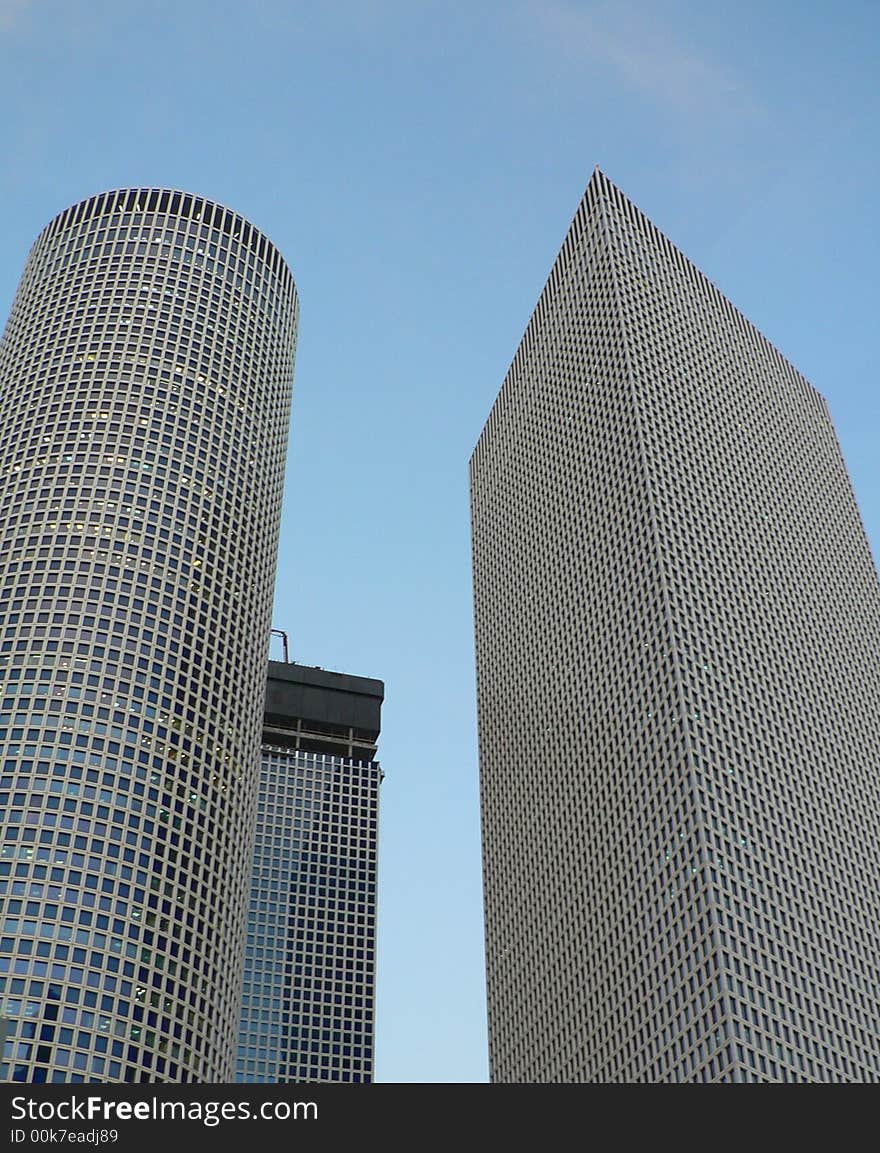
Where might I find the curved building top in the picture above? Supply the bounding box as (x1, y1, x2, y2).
(34, 185, 296, 301)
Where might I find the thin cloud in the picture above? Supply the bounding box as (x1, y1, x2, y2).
(529, 0, 760, 123)
(0, 0, 32, 29)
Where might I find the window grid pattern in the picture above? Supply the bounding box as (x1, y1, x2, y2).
(236, 749, 380, 1084)
(470, 168, 880, 1082)
(0, 188, 298, 1083)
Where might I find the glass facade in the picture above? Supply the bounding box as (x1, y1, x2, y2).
(236, 748, 381, 1084)
(0, 189, 298, 1082)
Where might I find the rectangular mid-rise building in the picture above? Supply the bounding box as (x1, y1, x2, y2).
(236, 660, 383, 1083)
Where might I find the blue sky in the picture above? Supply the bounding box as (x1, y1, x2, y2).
(0, 1, 877, 1083)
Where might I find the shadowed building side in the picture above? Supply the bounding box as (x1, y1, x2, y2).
(237, 660, 383, 1083)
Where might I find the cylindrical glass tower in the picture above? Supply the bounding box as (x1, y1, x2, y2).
(0, 189, 298, 1082)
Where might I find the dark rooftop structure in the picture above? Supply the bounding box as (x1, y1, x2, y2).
(263, 660, 384, 761)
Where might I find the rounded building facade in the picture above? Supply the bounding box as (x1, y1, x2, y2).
(0, 189, 298, 1082)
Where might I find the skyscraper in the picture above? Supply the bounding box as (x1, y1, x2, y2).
(0, 188, 298, 1082)
(469, 169, 880, 1082)
(236, 660, 382, 1084)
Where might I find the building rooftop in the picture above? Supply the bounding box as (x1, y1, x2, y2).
(263, 660, 384, 761)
